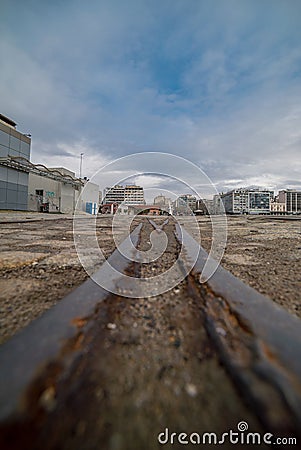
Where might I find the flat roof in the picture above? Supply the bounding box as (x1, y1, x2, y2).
(0, 113, 17, 128)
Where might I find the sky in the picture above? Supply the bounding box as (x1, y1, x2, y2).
(1, 0, 301, 198)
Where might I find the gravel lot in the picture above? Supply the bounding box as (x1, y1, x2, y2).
(0, 214, 116, 344)
(194, 216, 301, 319)
(0, 212, 300, 344)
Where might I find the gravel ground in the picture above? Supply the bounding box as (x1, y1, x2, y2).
(0, 213, 300, 345)
(193, 216, 301, 319)
(0, 215, 118, 344)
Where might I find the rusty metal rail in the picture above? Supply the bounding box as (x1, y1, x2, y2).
(0, 217, 300, 446)
(176, 224, 301, 439)
(0, 222, 142, 422)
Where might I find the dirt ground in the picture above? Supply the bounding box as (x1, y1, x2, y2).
(0, 213, 300, 344)
(194, 215, 301, 319)
(0, 215, 115, 344)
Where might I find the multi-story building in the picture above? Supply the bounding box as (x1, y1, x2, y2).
(152, 195, 172, 214)
(270, 201, 286, 214)
(103, 184, 144, 205)
(0, 113, 31, 210)
(213, 194, 224, 215)
(103, 185, 125, 204)
(278, 190, 301, 214)
(174, 194, 197, 214)
(248, 190, 273, 214)
(222, 189, 249, 214)
(153, 194, 171, 206)
(221, 189, 273, 214)
(124, 185, 144, 205)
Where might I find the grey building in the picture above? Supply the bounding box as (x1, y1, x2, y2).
(0, 114, 31, 210)
(248, 190, 273, 214)
(221, 188, 273, 214)
(174, 194, 197, 214)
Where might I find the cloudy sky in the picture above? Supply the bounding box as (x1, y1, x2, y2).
(1, 0, 301, 196)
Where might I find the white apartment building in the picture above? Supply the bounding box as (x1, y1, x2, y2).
(103, 185, 125, 204)
(270, 201, 286, 214)
(124, 185, 145, 205)
(103, 184, 144, 205)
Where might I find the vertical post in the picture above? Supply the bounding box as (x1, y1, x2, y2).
(80, 153, 84, 179)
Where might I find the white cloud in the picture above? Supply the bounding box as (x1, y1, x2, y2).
(1, 0, 300, 196)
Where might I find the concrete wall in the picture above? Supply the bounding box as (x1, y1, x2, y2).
(28, 172, 80, 213)
(60, 182, 77, 214)
(77, 181, 99, 213)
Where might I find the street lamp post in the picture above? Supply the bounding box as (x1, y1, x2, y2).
(80, 153, 84, 179)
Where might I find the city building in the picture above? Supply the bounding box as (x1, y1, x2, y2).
(213, 194, 224, 215)
(221, 189, 249, 214)
(153, 194, 172, 206)
(270, 201, 286, 214)
(221, 189, 273, 214)
(0, 113, 31, 210)
(124, 185, 145, 205)
(174, 194, 197, 214)
(248, 190, 273, 214)
(103, 185, 125, 204)
(103, 184, 145, 205)
(278, 190, 301, 214)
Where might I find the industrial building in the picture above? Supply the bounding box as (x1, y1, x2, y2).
(0, 113, 99, 214)
(28, 166, 99, 214)
(28, 167, 82, 213)
(0, 113, 31, 210)
(103, 184, 145, 205)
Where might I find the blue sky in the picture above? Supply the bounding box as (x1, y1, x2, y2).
(1, 0, 301, 195)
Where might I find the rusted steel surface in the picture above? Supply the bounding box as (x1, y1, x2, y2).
(176, 223, 301, 439)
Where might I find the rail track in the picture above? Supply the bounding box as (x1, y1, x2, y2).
(0, 216, 300, 449)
